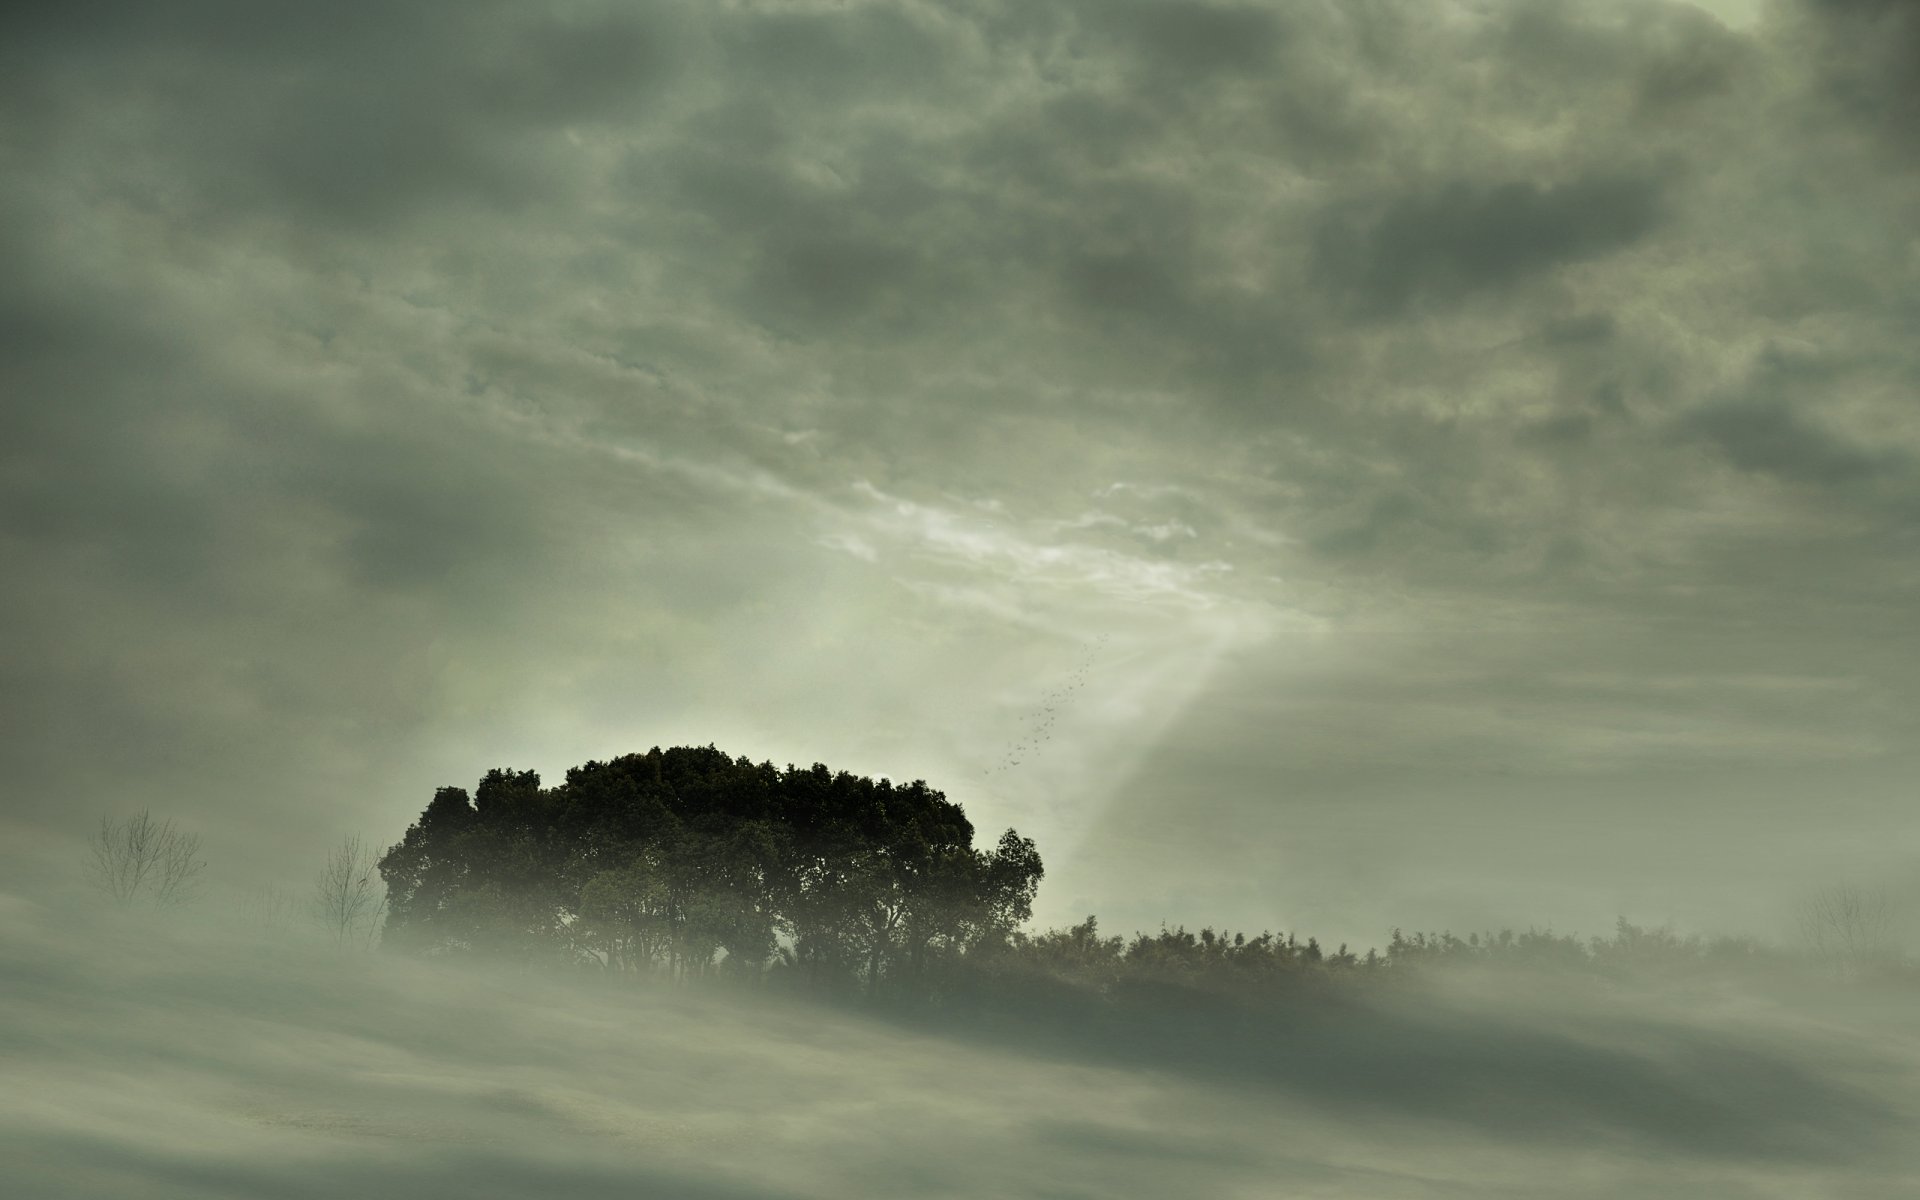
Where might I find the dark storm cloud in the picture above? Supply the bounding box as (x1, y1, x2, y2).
(714, 3, 959, 106)
(1678, 345, 1916, 513)
(1798, 0, 1920, 154)
(0, 211, 542, 600)
(1100, 0, 1289, 79)
(1682, 399, 1904, 490)
(0, 223, 245, 590)
(275, 415, 552, 592)
(660, 130, 940, 336)
(3, 0, 1919, 986)
(1312, 173, 1669, 315)
(748, 234, 924, 331)
(1538, 312, 1618, 347)
(3, 0, 674, 230)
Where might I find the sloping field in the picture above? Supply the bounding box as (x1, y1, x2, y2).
(4, 896, 1919, 1199)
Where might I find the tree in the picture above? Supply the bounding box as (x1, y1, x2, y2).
(86, 810, 205, 909)
(313, 835, 385, 947)
(376, 747, 1043, 996)
(375, 785, 478, 951)
(1799, 884, 1895, 981)
(578, 857, 672, 974)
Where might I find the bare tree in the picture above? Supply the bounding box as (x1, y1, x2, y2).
(87, 811, 205, 909)
(312, 835, 385, 948)
(152, 824, 207, 907)
(1799, 884, 1895, 981)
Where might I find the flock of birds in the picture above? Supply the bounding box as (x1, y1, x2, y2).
(984, 632, 1109, 777)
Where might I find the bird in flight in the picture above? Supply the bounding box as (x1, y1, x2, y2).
(983, 633, 1108, 777)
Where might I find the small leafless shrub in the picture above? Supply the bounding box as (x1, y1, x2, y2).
(87, 811, 206, 909)
(312, 835, 386, 948)
(1799, 884, 1896, 981)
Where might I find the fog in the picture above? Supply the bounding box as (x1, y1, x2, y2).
(6, 0, 1919, 1190)
(4, 889, 1918, 1199)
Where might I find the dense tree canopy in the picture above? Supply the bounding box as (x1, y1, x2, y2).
(380, 745, 1796, 1013)
(378, 746, 1042, 998)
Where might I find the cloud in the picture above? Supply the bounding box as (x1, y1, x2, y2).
(1682, 398, 1902, 489)
(1797, 0, 1920, 156)
(1313, 173, 1669, 315)
(1676, 345, 1916, 511)
(1, 1, 677, 230)
(3, 0, 1919, 954)
(1098, 0, 1290, 80)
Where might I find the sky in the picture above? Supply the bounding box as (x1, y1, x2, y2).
(4, 0, 1918, 951)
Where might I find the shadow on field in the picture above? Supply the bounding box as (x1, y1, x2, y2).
(862, 971, 1901, 1165)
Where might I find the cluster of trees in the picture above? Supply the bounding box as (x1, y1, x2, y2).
(94, 746, 1902, 1003)
(375, 746, 1915, 1008)
(953, 916, 1810, 1017)
(375, 746, 1044, 998)
(1379, 920, 1776, 975)
(996, 918, 1366, 994)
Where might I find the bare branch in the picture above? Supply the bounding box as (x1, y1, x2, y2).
(1799, 884, 1895, 981)
(312, 835, 385, 947)
(152, 827, 206, 908)
(87, 811, 203, 909)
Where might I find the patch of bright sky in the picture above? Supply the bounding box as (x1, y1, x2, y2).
(1682, 0, 1766, 29)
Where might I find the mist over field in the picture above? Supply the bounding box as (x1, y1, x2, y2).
(6, 892, 1920, 1200)
(6, 0, 1920, 1193)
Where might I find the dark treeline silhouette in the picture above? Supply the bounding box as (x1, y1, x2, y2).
(380, 746, 1814, 1018)
(377, 745, 1043, 999)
